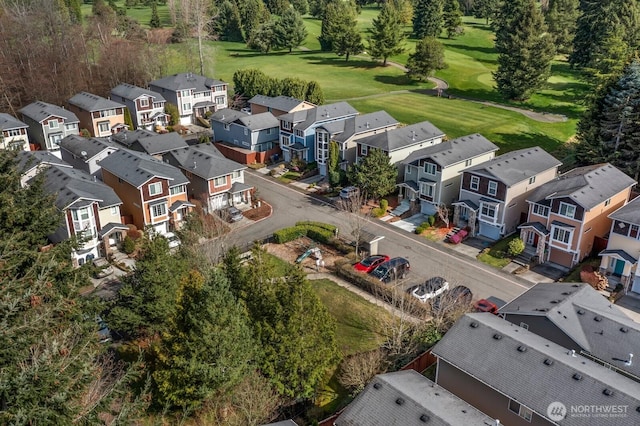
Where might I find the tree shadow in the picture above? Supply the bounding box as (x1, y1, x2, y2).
(373, 74, 415, 86)
(493, 131, 565, 155)
(301, 55, 381, 69)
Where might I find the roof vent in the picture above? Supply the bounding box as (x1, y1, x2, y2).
(493, 333, 502, 340)
(636, 406, 640, 413)
(577, 309, 585, 315)
(396, 398, 405, 406)
(603, 389, 614, 396)
(470, 321, 479, 328)
(373, 382, 381, 390)
(550, 300, 559, 304)
(594, 316, 603, 322)
(620, 327, 629, 333)
(572, 373, 583, 381)
(561, 292, 572, 296)
(517, 345, 527, 353)
(419, 414, 430, 422)
(543, 359, 554, 366)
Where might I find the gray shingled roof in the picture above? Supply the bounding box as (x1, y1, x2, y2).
(68, 92, 124, 112)
(357, 121, 445, 152)
(136, 132, 189, 155)
(262, 421, 298, 426)
(609, 195, 640, 224)
(403, 133, 498, 167)
(465, 146, 561, 187)
(59, 135, 118, 160)
(40, 165, 121, 210)
(110, 83, 166, 102)
(335, 370, 496, 426)
(279, 102, 358, 131)
(238, 112, 279, 130)
(527, 163, 636, 210)
(0, 113, 27, 130)
(148, 73, 225, 92)
(165, 143, 245, 180)
(19, 100, 80, 123)
(98, 148, 189, 188)
(210, 108, 247, 124)
(248, 94, 312, 112)
(518, 221, 550, 235)
(111, 128, 156, 148)
(327, 111, 398, 143)
(432, 313, 640, 426)
(16, 150, 71, 174)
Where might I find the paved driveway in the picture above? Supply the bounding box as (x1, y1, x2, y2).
(389, 213, 429, 233)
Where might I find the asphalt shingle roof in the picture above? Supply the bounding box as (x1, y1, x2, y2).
(609, 195, 640, 224)
(0, 113, 27, 130)
(279, 102, 358, 131)
(16, 150, 71, 174)
(357, 121, 445, 152)
(165, 143, 245, 180)
(110, 83, 166, 102)
(98, 148, 189, 188)
(464, 146, 561, 187)
(248, 94, 313, 112)
(210, 108, 246, 124)
(326, 111, 399, 143)
(148, 73, 225, 92)
(432, 313, 640, 426)
(59, 135, 118, 160)
(19, 100, 80, 123)
(68, 92, 124, 112)
(110, 128, 156, 148)
(40, 165, 121, 210)
(237, 112, 279, 130)
(402, 133, 499, 167)
(136, 132, 189, 155)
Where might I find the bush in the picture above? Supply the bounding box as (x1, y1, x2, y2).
(296, 221, 337, 233)
(307, 227, 334, 244)
(122, 236, 136, 254)
(415, 222, 429, 234)
(274, 226, 307, 243)
(380, 199, 388, 212)
(428, 215, 436, 227)
(507, 237, 525, 256)
(371, 207, 386, 218)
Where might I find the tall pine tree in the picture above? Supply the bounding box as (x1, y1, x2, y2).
(413, 0, 444, 39)
(544, 0, 578, 55)
(273, 8, 307, 53)
(368, 3, 406, 66)
(443, 0, 463, 39)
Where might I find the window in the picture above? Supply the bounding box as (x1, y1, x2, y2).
(72, 208, 90, 221)
(98, 122, 110, 133)
(470, 176, 480, 191)
(488, 181, 498, 196)
(110, 206, 118, 215)
(532, 204, 550, 217)
(180, 89, 191, 97)
(244, 128, 248, 136)
(552, 227, 572, 244)
(65, 123, 77, 132)
(295, 130, 304, 137)
(465, 159, 472, 167)
(215, 96, 225, 105)
(148, 182, 162, 196)
(170, 185, 186, 195)
(559, 202, 576, 219)
(508, 399, 533, 422)
(151, 203, 167, 218)
(6, 129, 22, 137)
(316, 131, 329, 165)
(424, 162, 436, 175)
(140, 97, 149, 107)
(182, 103, 191, 112)
(281, 134, 290, 146)
(214, 85, 225, 92)
(420, 182, 435, 197)
(232, 170, 242, 180)
(214, 176, 226, 187)
(631, 224, 639, 239)
(282, 121, 292, 130)
(48, 120, 59, 129)
(224, 123, 230, 131)
(481, 203, 497, 219)
(361, 145, 368, 156)
(529, 176, 536, 184)
(605, 198, 611, 207)
(99, 109, 116, 118)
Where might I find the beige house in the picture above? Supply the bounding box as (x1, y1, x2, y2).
(68, 92, 127, 137)
(0, 113, 30, 151)
(247, 94, 315, 117)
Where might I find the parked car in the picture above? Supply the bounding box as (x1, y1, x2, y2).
(354, 254, 390, 273)
(339, 186, 360, 200)
(474, 296, 507, 315)
(370, 257, 410, 283)
(164, 232, 181, 249)
(92, 258, 114, 278)
(432, 285, 473, 313)
(226, 206, 244, 222)
(412, 276, 450, 302)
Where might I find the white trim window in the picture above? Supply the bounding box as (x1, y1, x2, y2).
(465, 159, 472, 167)
(215, 95, 226, 105)
(424, 162, 436, 175)
(182, 102, 191, 112)
(282, 121, 292, 130)
(361, 145, 368, 156)
(488, 180, 498, 196)
(65, 123, 77, 132)
(151, 203, 167, 218)
(140, 97, 149, 107)
(281, 134, 290, 147)
(98, 121, 110, 134)
(170, 185, 186, 195)
(532, 203, 550, 217)
(295, 129, 304, 137)
(552, 226, 572, 244)
(48, 120, 59, 129)
(480, 202, 498, 222)
(559, 202, 576, 219)
(148, 182, 162, 196)
(420, 182, 435, 198)
(470, 176, 480, 191)
(213, 176, 226, 187)
(232, 170, 242, 181)
(316, 130, 329, 165)
(508, 399, 533, 422)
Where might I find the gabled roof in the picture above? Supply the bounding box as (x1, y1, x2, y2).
(98, 148, 189, 188)
(59, 135, 118, 160)
(357, 121, 445, 152)
(248, 94, 314, 112)
(0, 113, 28, 130)
(262, 421, 298, 426)
(136, 132, 189, 155)
(164, 143, 245, 180)
(279, 102, 358, 131)
(110, 83, 166, 102)
(403, 133, 499, 167)
(210, 108, 247, 124)
(610, 196, 640, 225)
(19, 100, 80, 124)
(39, 165, 121, 211)
(432, 313, 640, 426)
(464, 146, 561, 187)
(527, 163, 636, 210)
(148, 73, 225, 92)
(68, 92, 125, 112)
(110, 128, 156, 148)
(15, 150, 71, 175)
(323, 110, 398, 143)
(335, 370, 496, 426)
(237, 112, 279, 130)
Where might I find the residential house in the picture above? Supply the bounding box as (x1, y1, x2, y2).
(148, 73, 228, 125)
(16, 150, 72, 188)
(39, 165, 125, 266)
(110, 128, 156, 150)
(120, 132, 189, 159)
(163, 143, 252, 212)
(59, 135, 119, 179)
(355, 121, 446, 181)
(600, 196, 640, 292)
(278, 101, 359, 163)
(519, 163, 636, 268)
(19, 100, 80, 156)
(454, 147, 561, 239)
(316, 110, 399, 176)
(210, 108, 281, 164)
(500, 282, 640, 381)
(334, 370, 497, 426)
(67, 92, 127, 137)
(0, 113, 30, 151)
(401, 133, 499, 216)
(98, 148, 193, 235)
(110, 83, 169, 130)
(432, 313, 640, 426)
(248, 94, 315, 117)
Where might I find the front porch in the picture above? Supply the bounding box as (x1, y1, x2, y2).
(598, 249, 637, 292)
(452, 200, 478, 237)
(517, 222, 549, 265)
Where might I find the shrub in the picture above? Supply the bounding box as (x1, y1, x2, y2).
(371, 207, 386, 218)
(507, 237, 525, 256)
(380, 199, 388, 212)
(122, 236, 136, 254)
(296, 221, 337, 232)
(427, 215, 436, 227)
(307, 227, 334, 244)
(415, 222, 428, 234)
(274, 226, 307, 243)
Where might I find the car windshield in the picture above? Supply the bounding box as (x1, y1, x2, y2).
(361, 256, 381, 267)
(371, 265, 388, 278)
(414, 285, 427, 296)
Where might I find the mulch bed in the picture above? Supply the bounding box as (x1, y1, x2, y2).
(243, 202, 272, 221)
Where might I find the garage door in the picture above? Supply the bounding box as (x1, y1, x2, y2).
(479, 222, 502, 241)
(549, 247, 573, 268)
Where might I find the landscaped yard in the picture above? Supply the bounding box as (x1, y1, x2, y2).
(476, 234, 520, 269)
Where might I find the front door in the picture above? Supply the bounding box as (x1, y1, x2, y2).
(614, 259, 625, 276)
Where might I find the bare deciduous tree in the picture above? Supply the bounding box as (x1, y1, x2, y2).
(338, 348, 389, 395)
(336, 190, 371, 258)
(437, 203, 450, 228)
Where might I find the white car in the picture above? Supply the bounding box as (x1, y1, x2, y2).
(164, 232, 181, 249)
(412, 277, 450, 303)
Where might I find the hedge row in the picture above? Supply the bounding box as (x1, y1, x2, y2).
(274, 222, 337, 244)
(295, 221, 337, 233)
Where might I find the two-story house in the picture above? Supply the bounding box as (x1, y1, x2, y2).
(247, 94, 315, 117)
(278, 101, 359, 163)
(315, 110, 399, 176)
(599, 196, 640, 292)
(110, 83, 168, 131)
(19, 100, 80, 156)
(110, 128, 156, 150)
(454, 147, 561, 240)
(0, 113, 30, 151)
(59, 135, 119, 179)
(518, 163, 636, 268)
(164, 143, 251, 213)
(124, 132, 189, 159)
(16, 150, 72, 188)
(67, 92, 127, 137)
(98, 148, 193, 235)
(148, 73, 228, 125)
(210, 108, 281, 164)
(39, 165, 125, 266)
(355, 121, 446, 181)
(401, 133, 499, 216)
(433, 313, 640, 426)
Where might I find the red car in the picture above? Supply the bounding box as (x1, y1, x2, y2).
(474, 296, 506, 315)
(354, 254, 390, 273)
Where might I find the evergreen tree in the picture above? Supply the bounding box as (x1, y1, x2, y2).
(240, 0, 270, 40)
(319, 0, 360, 52)
(443, 0, 463, 38)
(406, 36, 447, 81)
(368, 3, 406, 66)
(328, 140, 341, 186)
(264, 0, 289, 15)
(390, 0, 413, 25)
(473, 0, 498, 25)
(124, 107, 134, 129)
(305, 80, 325, 104)
(248, 20, 276, 53)
(281, 77, 308, 99)
(273, 8, 308, 53)
(149, 1, 161, 28)
(291, 0, 309, 15)
(216, 0, 245, 42)
(493, 0, 555, 100)
(334, 25, 364, 61)
(413, 0, 444, 39)
(347, 147, 398, 200)
(544, 0, 578, 55)
(233, 69, 274, 98)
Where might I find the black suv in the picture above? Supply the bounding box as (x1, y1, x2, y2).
(370, 257, 410, 283)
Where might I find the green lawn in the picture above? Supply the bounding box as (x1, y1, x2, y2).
(81, 1, 173, 28)
(476, 234, 520, 269)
